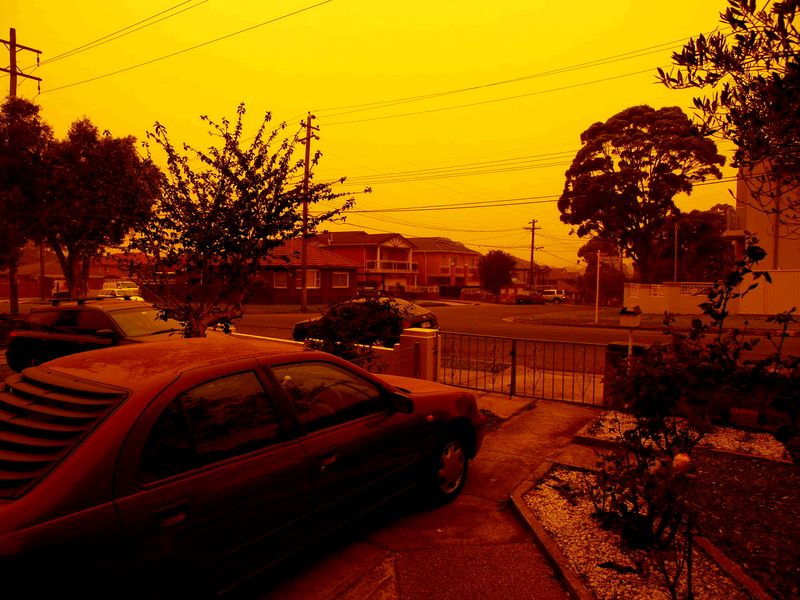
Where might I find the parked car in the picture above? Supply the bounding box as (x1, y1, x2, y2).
(96, 288, 144, 301)
(293, 296, 438, 346)
(515, 291, 545, 304)
(541, 289, 567, 304)
(102, 280, 141, 296)
(5, 298, 183, 372)
(0, 336, 485, 598)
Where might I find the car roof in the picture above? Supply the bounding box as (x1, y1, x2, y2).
(30, 298, 150, 314)
(39, 336, 308, 389)
(351, 296, 432, 316)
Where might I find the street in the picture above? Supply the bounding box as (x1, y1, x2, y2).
(238, 302, 682, 346)
(237, 302, 800, 358)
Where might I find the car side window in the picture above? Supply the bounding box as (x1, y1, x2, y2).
(22, 309, 60, 330)
(140, 371, 282, 482)
(77, 310, 115, 333)
(271, 361, 385, 433)
(53, 309, 81, 330)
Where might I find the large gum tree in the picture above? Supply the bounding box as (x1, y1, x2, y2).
(0, 98, 52, 312)
(42, 118, 162, 296)
(558, 105, 725, 283)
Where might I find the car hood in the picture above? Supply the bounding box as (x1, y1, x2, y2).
(380, 374, 462, 396)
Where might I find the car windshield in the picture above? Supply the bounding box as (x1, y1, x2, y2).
(109, 307, 183, 337)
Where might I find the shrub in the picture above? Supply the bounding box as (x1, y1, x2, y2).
(303, 293, 408, 361)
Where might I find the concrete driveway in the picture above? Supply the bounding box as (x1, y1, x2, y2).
(246, 394, 601, 600)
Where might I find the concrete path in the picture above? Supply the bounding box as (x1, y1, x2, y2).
(252, 394, 602, 600)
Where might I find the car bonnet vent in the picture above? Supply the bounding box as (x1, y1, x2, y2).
(0, 367, 128, 499)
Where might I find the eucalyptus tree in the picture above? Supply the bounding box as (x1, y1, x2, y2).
(0, 97, 52, 311)
(558, 105, 725, 283)
(42, 118, 161, 296)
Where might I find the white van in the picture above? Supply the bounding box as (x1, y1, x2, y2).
(541, 289, 566, 304)
(102, 280, 141, 296)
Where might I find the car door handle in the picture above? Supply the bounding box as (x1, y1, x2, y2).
(153, 500, 190, 528)
(317, 448, 339, 473)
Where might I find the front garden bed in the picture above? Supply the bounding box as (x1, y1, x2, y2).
(524, 464, 755, 599)
(577, 411, 789, 462)
(520, 413, 799, 599)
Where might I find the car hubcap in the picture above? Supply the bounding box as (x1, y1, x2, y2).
(438, 442, 465, 494)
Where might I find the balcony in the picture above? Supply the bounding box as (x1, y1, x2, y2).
(366, 260, 418, 273)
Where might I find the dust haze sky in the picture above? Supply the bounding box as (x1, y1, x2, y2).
(4, 1, 738, 267)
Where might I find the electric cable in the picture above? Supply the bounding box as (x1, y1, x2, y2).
(41, 0, 336, 93)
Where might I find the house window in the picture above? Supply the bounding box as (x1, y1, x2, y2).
(274, 271, 289, 288)
(332, 271, 349, 288)
(307, 269, 321, 289)
(440, 256, 452, 274)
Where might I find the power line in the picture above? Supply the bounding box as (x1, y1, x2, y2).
(41, 0, 336, 93)
(326, 174, 739, 215)
(342, 150, 575, 181)
(40, 1, 210, 66)
(345, 194, 561, 213)
(314, 33, 710, 118)
(340, 153, 574, 185)
(321, 69, 655, 126)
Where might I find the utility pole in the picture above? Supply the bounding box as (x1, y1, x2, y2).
(299, 112, 318, 313)
(524, 219, 540, 289)
(595, 250, 602, 325)
(1, 28, 42, 314)
(673, 220, 679, 282)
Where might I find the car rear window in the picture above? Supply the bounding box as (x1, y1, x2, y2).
(0, 367, 128, 499)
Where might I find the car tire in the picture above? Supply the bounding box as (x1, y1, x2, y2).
(426, 436, 468, 505)
(121, 562, 212, 600)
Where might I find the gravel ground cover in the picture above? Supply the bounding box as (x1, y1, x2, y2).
(531, 411, 800, 599)
(526, 466, 752, 599)
(581, 411, 789, 461)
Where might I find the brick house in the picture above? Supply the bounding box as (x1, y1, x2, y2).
(253, 239, 359, 304)
(407, 237, 481, 294)
(311, 231, 418, 291)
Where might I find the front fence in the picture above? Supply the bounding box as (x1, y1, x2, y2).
(438, 332, 607, 405)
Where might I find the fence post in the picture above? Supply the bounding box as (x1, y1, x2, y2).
(398, 328, 438, 381)
(509, 339, 517, 397)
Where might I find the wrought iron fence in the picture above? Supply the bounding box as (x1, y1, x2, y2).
(438, 332, 608, 405)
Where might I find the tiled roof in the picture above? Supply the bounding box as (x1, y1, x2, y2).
(313, 231, 416, 248)
(264, 239, 359, 268)
(408, 237, 480, 254)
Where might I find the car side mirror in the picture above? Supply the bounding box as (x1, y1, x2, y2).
(388, 392, 414, 414)
(95, 329, 117, 339)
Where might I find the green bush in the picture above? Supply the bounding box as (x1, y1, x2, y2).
(304, 293, 408, 361)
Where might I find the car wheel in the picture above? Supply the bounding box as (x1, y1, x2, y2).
(121, 562, 212, 600)
(426, 436, 468, 504)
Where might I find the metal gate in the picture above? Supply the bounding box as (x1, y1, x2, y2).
(438, 331, 607, 405)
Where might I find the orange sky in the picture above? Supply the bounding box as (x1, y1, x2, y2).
(4, 1, 737, 267)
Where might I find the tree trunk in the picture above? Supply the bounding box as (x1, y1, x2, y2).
(8, 262, 19, 314)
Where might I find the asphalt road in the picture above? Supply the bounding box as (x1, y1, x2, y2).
(237, 303, 673, 346)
